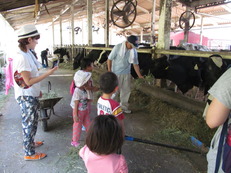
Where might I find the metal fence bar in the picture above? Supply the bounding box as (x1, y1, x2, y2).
(55, 45, 231, 59)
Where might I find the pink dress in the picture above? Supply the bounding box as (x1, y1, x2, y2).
(79, 145, 128, 173)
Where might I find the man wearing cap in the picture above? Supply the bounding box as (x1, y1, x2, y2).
(107, 35, 143, 114)
(14, 24, 58, 161)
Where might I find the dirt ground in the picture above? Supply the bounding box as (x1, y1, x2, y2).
(0, 68, 208, 173)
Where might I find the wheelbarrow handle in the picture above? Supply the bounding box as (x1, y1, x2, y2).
(48, 81, 51, 93)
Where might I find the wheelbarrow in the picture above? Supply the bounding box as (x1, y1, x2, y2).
(38, 81, 62, 131)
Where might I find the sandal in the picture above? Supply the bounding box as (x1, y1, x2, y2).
(34, 141, 44, 147)
(24, 152, 47, 161)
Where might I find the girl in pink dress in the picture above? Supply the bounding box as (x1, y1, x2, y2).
(79, 115, 128, 173)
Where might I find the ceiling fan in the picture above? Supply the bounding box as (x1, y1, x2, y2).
(111, 0, 137, 28)
(179, 11, 195, 30)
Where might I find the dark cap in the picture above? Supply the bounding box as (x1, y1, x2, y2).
(127, 35, 138, 47)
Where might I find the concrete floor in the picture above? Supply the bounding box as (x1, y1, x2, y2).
(0, 68, 207, 173)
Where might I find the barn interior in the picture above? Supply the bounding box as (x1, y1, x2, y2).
(1, 0, 231, 34)
(1, 0, 231, 172)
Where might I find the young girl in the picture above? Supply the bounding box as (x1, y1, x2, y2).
(70, 70, 92, 147)
(79, 115, 128, 173)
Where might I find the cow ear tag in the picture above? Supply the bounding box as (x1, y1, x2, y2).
(194, 64, 198, 70)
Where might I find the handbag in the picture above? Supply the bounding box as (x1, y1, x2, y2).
(14, 70, 31, 89)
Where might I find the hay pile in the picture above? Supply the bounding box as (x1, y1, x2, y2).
(130, 89, 216, 147)
(58, 61, 73, 70)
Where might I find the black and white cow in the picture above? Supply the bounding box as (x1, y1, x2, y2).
(149, 50, 231, 95)
(200, 54, 230, 95)
(131, 45, 153, 79)
(73, 49, 86, 70)
(73, 44, 110, 70)
(53, 48, 70, 63)
(150, 51, 202, 94)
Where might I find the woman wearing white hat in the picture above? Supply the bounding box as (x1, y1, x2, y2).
(13, 24, 58, 161)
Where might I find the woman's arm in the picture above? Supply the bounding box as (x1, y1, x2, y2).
(206, 97, 230, 128)
(21, 66, 58, 86)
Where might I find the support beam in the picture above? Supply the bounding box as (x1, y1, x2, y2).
(199, 15, 204, 45)
(137, 5, 150, 14)
(150, 0, 156, 44)
(104, 0, 109, 47)
(156, 0, 172, 49)
(34, 4, 43, 24)
(59, 17, 62, 46)
(87, 0, 92, 46)
(183, 7, 190, 43)
(52, 0, 80, 23)
(71, 5, 75, 60)
(140, 28, 143, 43)
(52, 21, 55, 47)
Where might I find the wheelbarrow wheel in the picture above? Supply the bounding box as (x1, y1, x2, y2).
(40, 109, 48, 131)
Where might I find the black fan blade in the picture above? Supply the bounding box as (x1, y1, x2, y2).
(124, 2, 132, 12)
(113, 9, 125, 16)
(123, 15, 130, 24)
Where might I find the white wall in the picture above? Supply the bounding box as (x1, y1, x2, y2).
(0, 14, 17, 59)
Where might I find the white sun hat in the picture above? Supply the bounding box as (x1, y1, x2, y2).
(17, 24, 40, 40)
(74, 70, 92, 87)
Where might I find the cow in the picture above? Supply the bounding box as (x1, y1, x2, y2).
(149, 50, 231, 95)
(85, 44, 110, 65)
(73, 44, 110, 70)
(200, 54, 229, 95)
(73, 48, 86, 70)
(131, 45, 153, 79)
(53, 48, 70, 63)
(149, 52, 202, 94)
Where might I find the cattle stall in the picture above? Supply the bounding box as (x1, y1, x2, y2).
(54, 45, 231, 112)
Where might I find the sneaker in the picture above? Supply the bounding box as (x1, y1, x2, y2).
(82, 126, 86, 131)
(123, 109, 132, 114)
(71, 141, 80, 147)
(34, 141, 44, 148)
(120, 104, 132, 114)
(24, 152, 47, 161)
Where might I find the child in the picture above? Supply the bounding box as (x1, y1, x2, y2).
(79, 115, 128, 173)
(80, 58, 99, 102)
(97, 71, 125, 134)
(70, 70, 92, 147)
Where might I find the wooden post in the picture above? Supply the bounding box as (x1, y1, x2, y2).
(156, 0, 172, 88)
(59, 17, 63, 47)
(104, 0, 109, 47)
(156, 0, 172, 50)
(87, 0, 92, 46)
(71, 5, 75, 60)
(140, 28, 143, 43)
(52, 22, 55, 47)
(184, 7, 190, 43)
(199, 15, 204, 45)
(151, 0, 156, 45)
